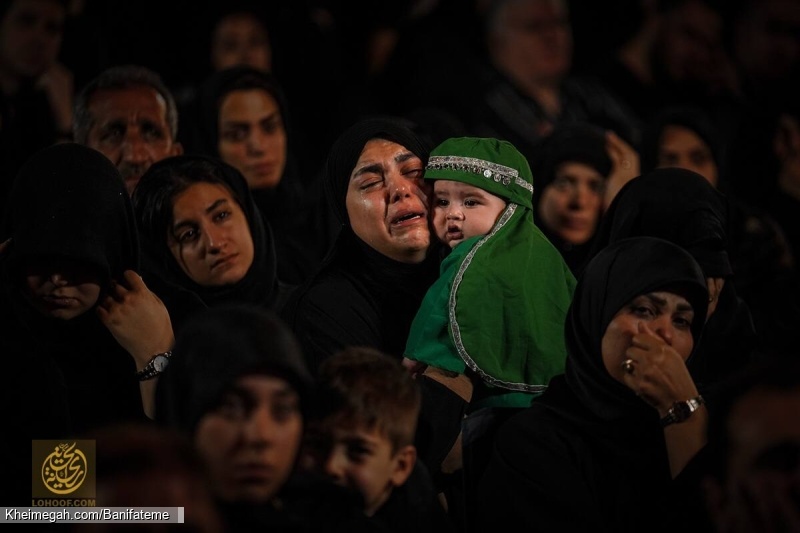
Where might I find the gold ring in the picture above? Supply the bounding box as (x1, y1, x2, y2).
(622, 359, 635, 374)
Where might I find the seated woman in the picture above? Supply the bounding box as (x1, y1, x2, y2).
(529, 122, 613, 273)
(194, 66, 333, 284)
(477, 236, 711, 532)
(0, 143, 173, 501)
(640, 105, 798, 356)
(589, 167, 758, 393)
(132, 155, 289, 311)
(155, 304, 368, 531)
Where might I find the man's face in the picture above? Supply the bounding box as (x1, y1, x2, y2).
(85, 86, 182, 195)
(345, 139, 431, 264)
(0, 0, 64, 79)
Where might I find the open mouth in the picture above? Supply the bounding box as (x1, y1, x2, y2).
(391, 211, 425, 225)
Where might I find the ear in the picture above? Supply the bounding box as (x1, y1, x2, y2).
(390, 445, 417, 487)
(171, 142, 184, 156)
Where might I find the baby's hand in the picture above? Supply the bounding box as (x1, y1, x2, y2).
(402, 357, 427, 377)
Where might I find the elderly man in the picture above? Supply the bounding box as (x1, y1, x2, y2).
(73, 65, 182, 194)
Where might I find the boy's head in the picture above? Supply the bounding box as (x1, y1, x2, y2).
(425, 137, 534, 248)
(304, 347, 421, 516)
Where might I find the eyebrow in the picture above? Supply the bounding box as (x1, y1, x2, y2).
(644, 293, 694, 313)
(352, 150, 418, 179)
(172, 198, 229, 231)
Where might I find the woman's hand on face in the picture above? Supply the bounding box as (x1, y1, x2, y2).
(603, 131, 640, 211)
(621, 322, 699, 416)
(97, 270, 174, 369)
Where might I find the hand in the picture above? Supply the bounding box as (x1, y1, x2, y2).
(97, 270, 174, 369)
(402, 356, 427, 377)
(36, 62, 74, 134)
(603, 130, 640, 210)
(0, 238, 9, 255)
(621, 322, 699, 415)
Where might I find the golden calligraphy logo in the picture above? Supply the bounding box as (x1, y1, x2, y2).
(41, 442, 87, 495)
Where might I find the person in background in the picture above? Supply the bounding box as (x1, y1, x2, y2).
(303, 346, 453, 532)
(194, 66, 331, 284)
(73, 64, 183, 195)
(0, 0, 72, 215)
(156, 304, 371, 532)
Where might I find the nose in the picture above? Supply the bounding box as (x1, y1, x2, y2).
(246, 129, 267, 155)
(649, 316, 674, 346)
(446, 207, 464, 220)
(201, 223, 227, 254)
(242, 407, 275, 447)
(388, 174, 415, 203)
(50, 272, 68, 286)
(323, 448, 347, 484)
(121, 130, 148, 164)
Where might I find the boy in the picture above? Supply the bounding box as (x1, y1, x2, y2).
(302, 347, 452, 530)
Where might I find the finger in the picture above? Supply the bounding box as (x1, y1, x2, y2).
(106, 279, 129, 301)
(0, 238, 10, 254)
(122, 270, 147, 292)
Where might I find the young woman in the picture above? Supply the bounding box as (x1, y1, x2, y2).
(477, 237, 711, 532)
(133, 155, 288, 311)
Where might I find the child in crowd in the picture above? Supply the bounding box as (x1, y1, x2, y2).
(302, 346, 453, 532)
(402, 137, 576, 517)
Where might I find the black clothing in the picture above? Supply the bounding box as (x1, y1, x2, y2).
(195, 66, 332, 285)
(133, 155, 290, 312)
(529, 122, 612, 273)
(468, 69, 640, 165)
(589, 168, 758, 389)
(477, 237, 711, 532)
(281, 117, 439, 374)
(0, 144, 146, 503)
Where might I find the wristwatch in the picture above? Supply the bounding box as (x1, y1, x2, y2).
(660, 395, 705, 427)
(135, 351, 172, 381)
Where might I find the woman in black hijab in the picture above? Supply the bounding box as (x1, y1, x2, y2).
(530, 122, 613, 273)
(0, 143, 174, 501)
(639, 106, 798, 357)
(477, 237, 711, 532)
(133, 155, 288, 311)
(589, 167, 757, 395)
(194, 66, 332, 285)
(280, 116, 440, 373)
(155, 304, 369, 532)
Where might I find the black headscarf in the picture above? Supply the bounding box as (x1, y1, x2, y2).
(564, 237, 708, 421)
(156, 304, 312, 434)
(196, 65, 331, 284)
(281, 116, 440, 372)
(591, 167, 732, 278)
(529, 122, 612, 272)
(132, 155, 280, 309)
(3, 142, 139, 283)
(589, 167, 757, 390)
(639, 105, 725, 187)
(0, 143, 144, 447)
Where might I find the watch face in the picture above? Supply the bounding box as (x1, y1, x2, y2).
(153, 355, 169, 372)
(673, 401, 692, 422)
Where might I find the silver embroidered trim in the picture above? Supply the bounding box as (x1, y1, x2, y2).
(448, 203, 548, 394)
(428, 155, 534, 194)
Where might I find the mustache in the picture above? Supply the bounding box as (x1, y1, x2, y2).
(117, 163, 149, 181)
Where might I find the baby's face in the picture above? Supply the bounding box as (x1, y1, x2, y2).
(432, 180, 507, 249)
